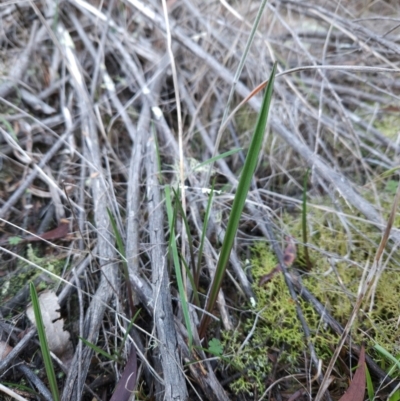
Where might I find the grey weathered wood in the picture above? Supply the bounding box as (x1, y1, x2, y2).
(57, 21, 118, 400)
(126, 103, 148, 277)
(145, 136, 188, 401)
(0, 21, 38, 99)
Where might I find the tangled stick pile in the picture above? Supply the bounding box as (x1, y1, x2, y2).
(1, 0, 400, 400)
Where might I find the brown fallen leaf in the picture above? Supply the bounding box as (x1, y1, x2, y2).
(259, 236, 297, 287)
(258, 265, 282, 287)
(109, 346, 137, 401)
(25, 220, 70, 242)
(338, 346, 366, 401)
(0, 220, 70, 246)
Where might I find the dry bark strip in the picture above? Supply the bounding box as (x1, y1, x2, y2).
(0, 21, 38, 99)
(0, 328, 36, 374)
(51, 23, 118, 400)
(126, 102, 148, 279)
(61, 112, 117, 399)
(145, 136, 188, 400)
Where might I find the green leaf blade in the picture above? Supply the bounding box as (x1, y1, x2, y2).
(165, 186, 194, 349)
(199, 62, 277, 338)
(29, 283, 60, 401)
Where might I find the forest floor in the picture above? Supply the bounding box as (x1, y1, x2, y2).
(1, 0, 400, 400)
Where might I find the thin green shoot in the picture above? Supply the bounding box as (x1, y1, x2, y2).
(29, 283, 60, 401)
(117, 308, 141, 358)
(389, 390, 400, 401)
(107, 207, 135, 317)
(365, 365, 374, 401)
(179, 255, 200, 309)
(302, 169, 312, 271)
(198, 62, 277, 339)
(194, 148, 242, 171)
(79, 337, 119, 362)
(195, 179, 215, 290)
(374, 344, 400, 377)
(165, 186, 193, 349)
(369, 166, 400, 185)
(374, 343, 400, 400)
(0, 117, 18, 141)
(171, 187, 197, 288)
(170, 187, 201, 306)
(1, 382, 38, 396)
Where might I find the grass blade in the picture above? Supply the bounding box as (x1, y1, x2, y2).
(389, 391, 400, 401)
(179, 255, 200, 308)
(194, 148, 242, 171)
(79, 337, 119, 362)
(117, 309, 141, 357)
(107, 207, 135, 317)
(198, 62, 277, 339)
(365, 365, 374, 401)
(374, 344, 400, 373)
(165, 186, 193, 349)
(171, 187, 197, 287)
(29, 283, 60, 401)
(169, 187, 202, 307)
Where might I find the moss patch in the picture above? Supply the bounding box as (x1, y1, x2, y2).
(1, 244, 66, 309)
(373, 112, 400, 140)
(223, 191, 400, 396)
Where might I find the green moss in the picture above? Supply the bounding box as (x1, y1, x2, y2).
(373, 113, 400, 140)
(223, 191, 400, 396)
(234, 104, 258, 135)
(1, 244, 66, 309)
